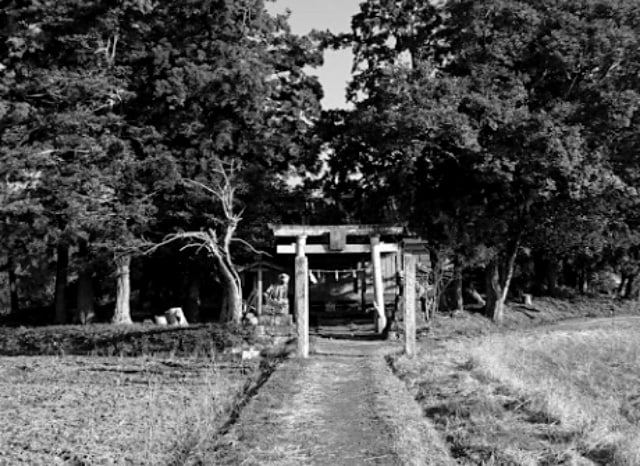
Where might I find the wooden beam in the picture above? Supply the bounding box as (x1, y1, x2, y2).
(277, 243, 398, 255)
(402, 238, 429, 254)
(270, 224, 405, 237)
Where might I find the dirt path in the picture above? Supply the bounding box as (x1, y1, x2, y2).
(210, 336, 448, 466)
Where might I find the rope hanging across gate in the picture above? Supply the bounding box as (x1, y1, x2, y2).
(308, 267, 367, 284)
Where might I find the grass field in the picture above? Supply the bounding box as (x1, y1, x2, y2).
(0, 355, 261, 465)
(393, 317, 640, 465)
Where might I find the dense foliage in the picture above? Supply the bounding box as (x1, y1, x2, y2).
(323, 0, 640, 320)
(3, 0, 640, 325)
(0, 0, 323, 323)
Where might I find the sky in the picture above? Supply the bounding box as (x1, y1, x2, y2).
(266, 0, 362, 109)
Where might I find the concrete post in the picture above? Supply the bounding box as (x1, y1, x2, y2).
(404, 252, 417, 357)
(370, 235, 387, 334)
(295, 235, 309, 358)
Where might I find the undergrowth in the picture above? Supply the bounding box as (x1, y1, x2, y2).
(0, 323, 257, 357)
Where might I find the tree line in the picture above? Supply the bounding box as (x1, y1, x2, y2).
(320, 0, 640, 321)
(2, 0, 640, 325)
(0, 0, 322, 324)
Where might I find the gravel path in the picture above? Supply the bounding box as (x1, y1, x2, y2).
(211, 335, 444, 465)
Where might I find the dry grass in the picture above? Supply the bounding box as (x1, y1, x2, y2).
(393, 317, 640, 465)
(473, 323, 640, 465)
(424, 296, 640, 341)
(0, 355, 257, 465)
(373, 356, 455, 466)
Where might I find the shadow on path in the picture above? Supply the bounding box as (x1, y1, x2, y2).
(310, 313, 384, 341)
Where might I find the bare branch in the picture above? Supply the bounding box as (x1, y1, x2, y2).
(183, 178, 224, 200)
(231, 238, 273, 257)
(180, 242, 211, 256)
(110, 33, 118, 65)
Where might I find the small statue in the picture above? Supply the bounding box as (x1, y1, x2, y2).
(263, 273, 290, 315)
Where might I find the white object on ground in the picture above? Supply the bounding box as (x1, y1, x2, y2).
(165, 307, 189, 326)
(154, 315, 168, 326)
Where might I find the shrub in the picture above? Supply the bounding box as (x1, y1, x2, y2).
(0, 323, 257, 357)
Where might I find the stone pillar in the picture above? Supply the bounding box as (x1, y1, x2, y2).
(370, 235, 387, 334)
(295, 235, 309, 358)
(256, 262, 263, 316)
(404, 252, 417, 357)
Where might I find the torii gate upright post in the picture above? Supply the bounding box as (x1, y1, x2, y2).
(402, 239, 426, 357)
(370, 235, 387, 334)
(295, 235, 309, 358)
(403, 252, 417, 357)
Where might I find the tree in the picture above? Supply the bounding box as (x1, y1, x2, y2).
(148, 162, 248, 324)
(124, 0, 324, 321)
(1, 0, 324, 324)
(323, 0, 640, 321)
(0, 1, 165, 323)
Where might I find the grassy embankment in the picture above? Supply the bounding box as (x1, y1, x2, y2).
(394, 298, 640, 465)
(0, 324, 287, 465)
(0, 323, 258, 357)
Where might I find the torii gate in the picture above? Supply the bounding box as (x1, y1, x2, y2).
(270, 224, 422, 358)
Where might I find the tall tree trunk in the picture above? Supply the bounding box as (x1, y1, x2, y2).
(226, 277, 242, 324)
(184, 275, 201, 323)
(75, 240, 94, 324)
(485, 259, 503, 322)
(218, 265, 242, 324)
(216, 223, 243, 324)
(485, 234, 520, 323)
(452, 256, 464, 312)
(578, 266, 589, 294)
(112, 254, 132, 324)
(54, 243, 69, 324)
(500, 238, 519, 306)
(626, 274, 640, 300)
(545, 258, 561, 297)
(7, 257, 19, 314)
(76, 272, 94, 324)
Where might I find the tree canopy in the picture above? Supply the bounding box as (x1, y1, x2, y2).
(3, 0, 640, 325)
(0, 0, 324, 323)
(322, 0, 640, 320)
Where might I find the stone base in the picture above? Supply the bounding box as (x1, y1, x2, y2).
(258, 314, 293, 326)
(255, 324, 295, 337)
(263, 302, 289, 315)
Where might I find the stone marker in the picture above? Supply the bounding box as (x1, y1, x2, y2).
(154, 315, 168, 326)
(244, 312, 259, 326)
(242, 348, 261, 360)
(165, 307, 189, 326)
